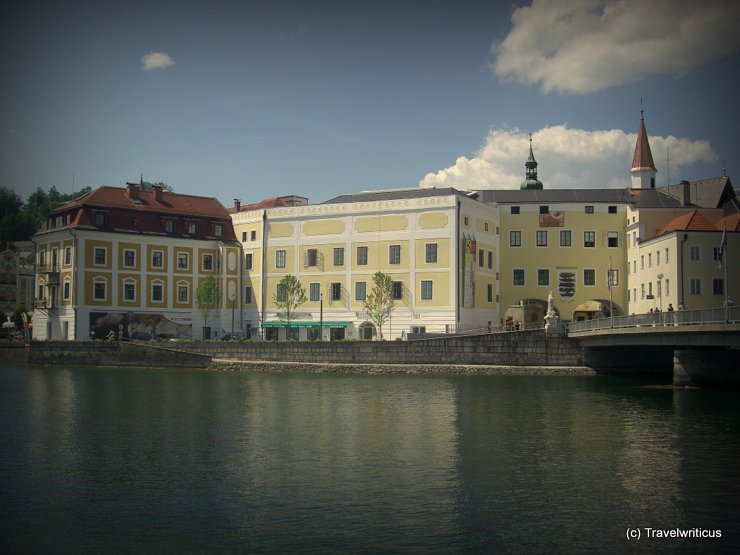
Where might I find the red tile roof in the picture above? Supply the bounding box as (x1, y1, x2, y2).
(659, 210, 718, 233)
(717, 212, 740, 232)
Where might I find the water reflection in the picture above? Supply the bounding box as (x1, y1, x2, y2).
(1, 366, 739, 554)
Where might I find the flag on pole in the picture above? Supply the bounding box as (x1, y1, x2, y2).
(719, 222, 727, 269)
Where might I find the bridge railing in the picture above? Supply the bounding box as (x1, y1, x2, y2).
(568, 306, 740, 333)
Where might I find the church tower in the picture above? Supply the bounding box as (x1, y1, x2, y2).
(520, 134, 543, 190)
(630, 109, 657, 189)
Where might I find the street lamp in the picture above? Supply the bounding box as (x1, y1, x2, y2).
(657, 273, 664, 324)
(319, 292, 323, 341)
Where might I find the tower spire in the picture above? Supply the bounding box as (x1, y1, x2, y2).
(520, 133, 543, 190)
(630, 108, 657, 189)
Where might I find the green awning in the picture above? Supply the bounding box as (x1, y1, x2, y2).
(261, 321, 350, 328)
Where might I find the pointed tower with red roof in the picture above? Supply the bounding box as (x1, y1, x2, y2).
(631, 109, 657, 189)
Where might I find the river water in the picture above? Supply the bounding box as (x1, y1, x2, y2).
(1, 364, 739, 554)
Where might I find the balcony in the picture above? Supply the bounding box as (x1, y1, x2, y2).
(37, 264, 60, 284)
(34, 298, 58, 310)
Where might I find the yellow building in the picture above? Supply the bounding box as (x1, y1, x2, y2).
(32, 183, 240, 340)
(231, 188, 500, 340)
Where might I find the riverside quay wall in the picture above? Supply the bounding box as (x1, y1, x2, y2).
(0, 330, 583, 369)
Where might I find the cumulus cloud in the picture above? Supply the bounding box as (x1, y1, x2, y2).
(491, 0, 740, 94)
(141, 51, 174, 71)
(419, 125, 715, 190)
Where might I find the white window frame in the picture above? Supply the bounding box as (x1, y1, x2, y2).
(356, 246, 368, 266)
(420, 280, 433, 300)
(202, 253, 213, 271)
(425, 243, 438, 264)
(177, 252, 189, 270)
(355, 281, 367, 301)
(93, 247, 107, 266)
(389, 245, 401, 265)
(123, 249, 136, 268)
(123, 279, 136, 302)
(333, 247, 344, 267)
(93, 277, 107, 301)
(276, 249, 287, 269)
(309, 282, 321, 302)
(152, 250, 164, 269)
(151, 280, 165, 303)
(177, 281, 189, 303)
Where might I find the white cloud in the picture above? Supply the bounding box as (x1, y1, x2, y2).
(141, 51, 174, 71)
(491, 0, 740, 94)
(419, 125, 715, 190)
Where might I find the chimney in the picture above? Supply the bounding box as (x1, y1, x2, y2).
(127, 182, 139, 200)
(234, 199, 241, 212)
(680, 180, 691, 206)
(153, 184, 163, 202)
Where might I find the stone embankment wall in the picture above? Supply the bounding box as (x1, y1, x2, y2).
(0, 330, 583, 370)
(175, 330, 583, 367)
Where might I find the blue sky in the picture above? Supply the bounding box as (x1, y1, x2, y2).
(2, 0, 739, 207)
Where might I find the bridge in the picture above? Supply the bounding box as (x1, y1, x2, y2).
(566, 307, 740, 386)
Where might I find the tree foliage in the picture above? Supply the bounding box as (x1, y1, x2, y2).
(195, 275, 220, 326)
(363, 271, 395, 340)
(273, 274, 307, 328)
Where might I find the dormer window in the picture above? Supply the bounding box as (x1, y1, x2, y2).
(214, 224, 222, 237)
(186, 221, 196, 235)
(95, 212, 106, 226)
(164, 219, 174, 233)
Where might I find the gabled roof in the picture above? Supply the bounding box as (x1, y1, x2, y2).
(56, 185, 230, 219)
(717, 211, 740, 232)
(660, 176, 735, 209)
(230, 195, 309, 213)
(322, 187, 476, 205)
(631, 113, 656, 172)
(659, 210, 718, 234)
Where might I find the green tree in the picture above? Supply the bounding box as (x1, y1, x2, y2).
(195, 275, 220, 339)
(364, 271, 395, 340)
(273, 274, 307, 339)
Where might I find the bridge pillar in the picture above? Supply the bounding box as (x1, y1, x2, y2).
(582, 345, 673, 379)
(673, 348, 740, 387)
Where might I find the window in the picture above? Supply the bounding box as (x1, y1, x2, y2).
(214, 224, 222, 237)
(177, 284, 189, 303)
(333, 247, 344, 266)
(37, 284, 43, 301)
(648, 253, 652, 268)
(242, 231, 247, 241)
(357, 246, 368, 266)
(389, 245, 401, 264)
(310, 283, 320, 302)
(95, 212, 106, 226)
(93, 278, 106, 301)
(276, 283, 286, 302)
(94, 247, 106, 266)
(511, 206, 520, 214)
(690, 278, 702, 296)
(640, 255, 644, 270)
(584, 231, 596, 248)
(64, 247, 72, 265)
(713, 246, 722, 262)
(177, 252, 189, 270)
(539, 205, 549, 214)
(276, 249, 286, 268)
(63, 280, 71, 301)
(392, 281, 403, 300)
(656, 250, 661, 265)
(608, 205, 617, 214)
(306, 248, 318, 267)
(488, 251, 493, 269)
(487, 283, 493, 303)
(641, 284, 645, 299)
(510, 231, 522, 247)
(513, 269, 525, 286)
(608, 269, 619, 287)
(245, 286, 252, 304)
(425, 243, 438, 263)
(690, 246, 701, 262)
(38, 250, 45, 267)
(331, 282, 342, 301)
(665, 248, 670, 263)
(536, 230, 548, 247)
(164, 219, 174, 233)
(203, 254, 213, 271)
(420, 280, 433, 300)
(187, 222, 196, 235)
(152, 250, 163, 268)
(484, 222, 489, 232)
(713, 278, 724, 296)
(245, 253, 253, 270)
(463, 216, 469, 226)
(123, 281, 135, 302)
(250, 230, 257, 241)
(355, 281, 367, 301)
(585, 206, 594, 214)
(665, 279, 670, 297)
(584, 269, 596, 286)
(560, 230, 571, 247)
(607, 232, 619, 247)
(152, 282, 164, 302)
(478, 249, 484, 267)
(538, 269, 550, 286)
(123, 249, 135, 268)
